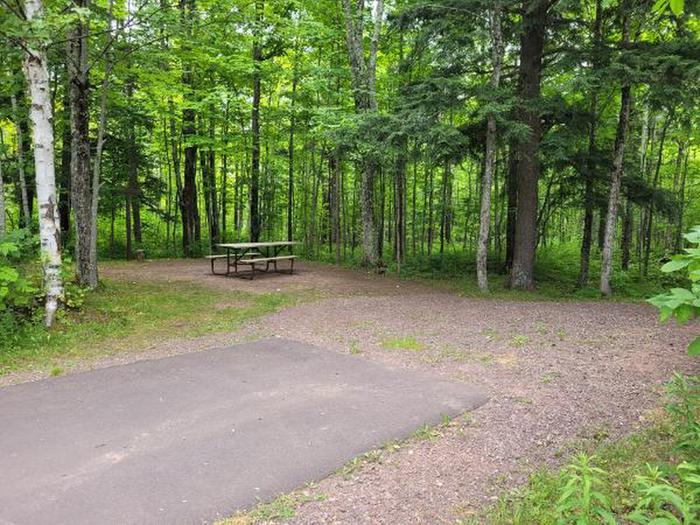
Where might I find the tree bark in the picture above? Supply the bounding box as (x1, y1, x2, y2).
(0, 146, 5, 237)
(22, 0, 64, 326)
(577, 0, 602, 288)
(477, 0, 504, 292)
(11, 95, 31, 228)
(505, 145, 518, 271)
(67, 0, 93, 286)
(510, 0, 549, 290)
(249, 0, 263, 242)
(341, 0, 384, 267)
(180, 0, 199, 255)
(600, 8, 632, 296)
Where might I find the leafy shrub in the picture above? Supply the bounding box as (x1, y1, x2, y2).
(0, 231, 39, 326)
(648, 225, 700, 355)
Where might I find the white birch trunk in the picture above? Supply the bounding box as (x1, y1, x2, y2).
(11, 95, 31, 228)
(22, 0, 64, 326)
(477, 1, 504, 293)
(600, 12, 632, 296)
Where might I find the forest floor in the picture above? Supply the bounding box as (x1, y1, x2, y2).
(3, 259, 699, 523)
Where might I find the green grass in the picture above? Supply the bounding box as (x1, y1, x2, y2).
(461, 410, 678, 524)
(381, 335, 425, 352)
(218, 488, 326, 524)
(0, 279, 301, 377)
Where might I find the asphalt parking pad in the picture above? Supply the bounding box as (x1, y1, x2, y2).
(0, 338, 487, 524)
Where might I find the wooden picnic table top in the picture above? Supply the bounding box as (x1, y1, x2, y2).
(216, 241, 297, 250)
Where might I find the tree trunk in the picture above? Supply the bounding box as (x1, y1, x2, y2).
(11, 95, 31, 228)
(287, 49, 298, 243)
(59, 83, 71, 238)
(577, 0, 602, 288)
(22, 0, 64, 327)
(674, 146, 689, 252)
(180, 0, 199, 255)
(510, 0, 549, 290)
(0, 148, 5, 237)
(86, 0, 114, 288)
(600, 8, 632, 296)
(341, 0, 384, 267)
(642, 112, 672, 276)
(67, 0, 93, 286)
(249, 0, 263, 242)
(621, 197, 632, 271)
(505, 145, 518, 271)
(477, 0, 504, 292)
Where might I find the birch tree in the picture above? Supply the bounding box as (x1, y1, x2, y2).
(20, 0, 64, 326)
(600, 5, 633, 296)
(476, 0, 504, 293)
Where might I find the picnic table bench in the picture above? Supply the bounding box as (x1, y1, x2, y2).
(207, 242, 297, 279)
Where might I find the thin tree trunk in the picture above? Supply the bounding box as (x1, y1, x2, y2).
(642, 112, 672, 276)
(477, 0, 503, 292)
(0, 147, 5, 237)
(577, 0, 602, 288)
(22, 0, 64, 326)
(67, 0, 93, 285)
(86, 0, 114, 288)
(505, 145, 518, 271)
(11, 95, 31, 228)
(600, 8, 632, 296)
(674, 147, 689, 252)
(249, 0, 263, 242)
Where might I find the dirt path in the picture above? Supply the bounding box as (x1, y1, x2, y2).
(33, 261, 700, 522)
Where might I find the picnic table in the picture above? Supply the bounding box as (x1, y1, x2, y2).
(206, 241, 297, 279)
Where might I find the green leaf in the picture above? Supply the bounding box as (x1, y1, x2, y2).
(669, 0, 684, 15)
(674, 304, 696, 325)
(689, 336, 700, 356)
(661, 258, 690, 273)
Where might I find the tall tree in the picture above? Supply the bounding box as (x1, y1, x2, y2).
(21, 0, 64, 326)
(577, 0, 603, 288)
(600, 3, 633, 296)
(341, 0, 384, 267)
(510, 0, 550, 290)
(477, 0, 504, 293)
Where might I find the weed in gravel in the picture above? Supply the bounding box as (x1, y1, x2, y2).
(539, 371, 561, 384)
(349, 341, 362, 355)
(510, 334, 531, 348)
(381, 336, 425, 352)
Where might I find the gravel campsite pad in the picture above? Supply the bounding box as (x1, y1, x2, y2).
(7, 260, 700, 524)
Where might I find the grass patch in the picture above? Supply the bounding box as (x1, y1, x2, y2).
(510, 334, 531, 348)
(1, 279, 302, 377)
(219, 489, 326, 524)
(381, 336, 425, 352)
(462, 373, 700, 525)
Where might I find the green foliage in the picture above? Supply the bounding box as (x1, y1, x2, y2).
(0, 230, 39, 329)
(555, 454, 616, 524)
(470, 375, 700, 525)
(0, 275, 302, 376)
(648, 226, 700, 355)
